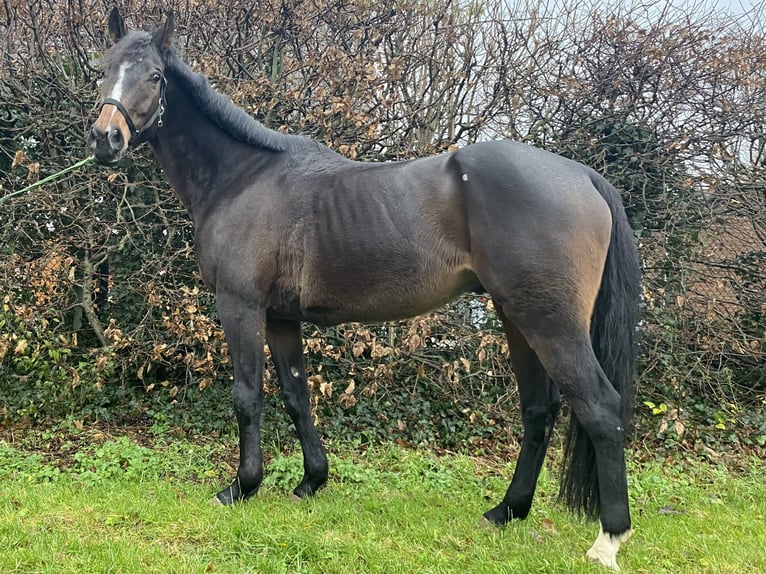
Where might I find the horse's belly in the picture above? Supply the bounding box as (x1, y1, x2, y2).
(300, 266, 479, 326)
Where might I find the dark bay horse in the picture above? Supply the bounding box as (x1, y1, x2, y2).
(88, 9, 640, 569)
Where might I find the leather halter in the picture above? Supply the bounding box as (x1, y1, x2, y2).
(101, 76, 167, 145)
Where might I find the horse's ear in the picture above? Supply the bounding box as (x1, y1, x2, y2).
(108, 7, 127, 44)
(152, 11, 175, 51)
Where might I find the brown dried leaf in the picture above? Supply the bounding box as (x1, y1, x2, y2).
(12, 150, 25, 168)
(13, 338, 28, 355)
(352, 341, 366, 358)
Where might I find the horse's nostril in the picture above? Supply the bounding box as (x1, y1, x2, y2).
(88, 125, 101, 143)
(108, 127, 124, 149)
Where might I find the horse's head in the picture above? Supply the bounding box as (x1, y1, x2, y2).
(88, 8, 174, 164)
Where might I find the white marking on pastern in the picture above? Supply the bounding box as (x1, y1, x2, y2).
(586, 524, 632, 571)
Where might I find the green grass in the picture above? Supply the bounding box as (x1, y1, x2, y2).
(0, 434, 762, 573)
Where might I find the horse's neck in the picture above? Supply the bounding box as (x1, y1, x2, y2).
(149, 86, 266, 217)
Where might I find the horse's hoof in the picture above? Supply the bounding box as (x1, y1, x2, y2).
(209, 496, 224, 507)
(478, 516, 496, 529)
(586, 550, 620, 571)
(291, 493, 302, 503)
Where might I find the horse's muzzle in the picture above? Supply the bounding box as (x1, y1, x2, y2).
(88, 124, 125, 164)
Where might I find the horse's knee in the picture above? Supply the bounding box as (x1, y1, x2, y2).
(232, 377, 263, 416)
(281, 384, 311, 421)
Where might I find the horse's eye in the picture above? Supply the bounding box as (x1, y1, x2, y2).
(151, 72, 162, 83)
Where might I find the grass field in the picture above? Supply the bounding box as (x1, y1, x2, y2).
(0, 430, 763, 574)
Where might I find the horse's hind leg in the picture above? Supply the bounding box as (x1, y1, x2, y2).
(266, 318, 329, 498)
(508, 311, 631, 569)
(483, 306, 560, 525)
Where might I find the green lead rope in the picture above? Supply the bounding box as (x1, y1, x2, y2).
(0, 156, 95, 205)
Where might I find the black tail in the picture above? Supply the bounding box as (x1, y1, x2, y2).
(559, 172, 641, 518)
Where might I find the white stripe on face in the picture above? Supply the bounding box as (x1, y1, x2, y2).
(106, 62, 133, 120)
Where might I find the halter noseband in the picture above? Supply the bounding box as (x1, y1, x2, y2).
(101, 75, 167, 145)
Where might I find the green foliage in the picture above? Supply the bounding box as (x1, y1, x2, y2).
(262, 450, 305, 491)
(0, 300, 119, 420)
(70, 436, 161, 486)
(0, 443, 61, 483)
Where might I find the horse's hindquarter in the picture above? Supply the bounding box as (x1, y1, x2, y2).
(453, 141, 613, 321)
(297, 155, 478, 325)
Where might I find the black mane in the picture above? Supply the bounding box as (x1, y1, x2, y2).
(164, 49, 322, 154)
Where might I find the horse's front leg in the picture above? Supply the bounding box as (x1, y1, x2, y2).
(215, 292, 267, 505)
(267, 318, 329, 498)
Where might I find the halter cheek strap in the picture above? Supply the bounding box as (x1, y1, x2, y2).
(101, 76, 167, 145)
